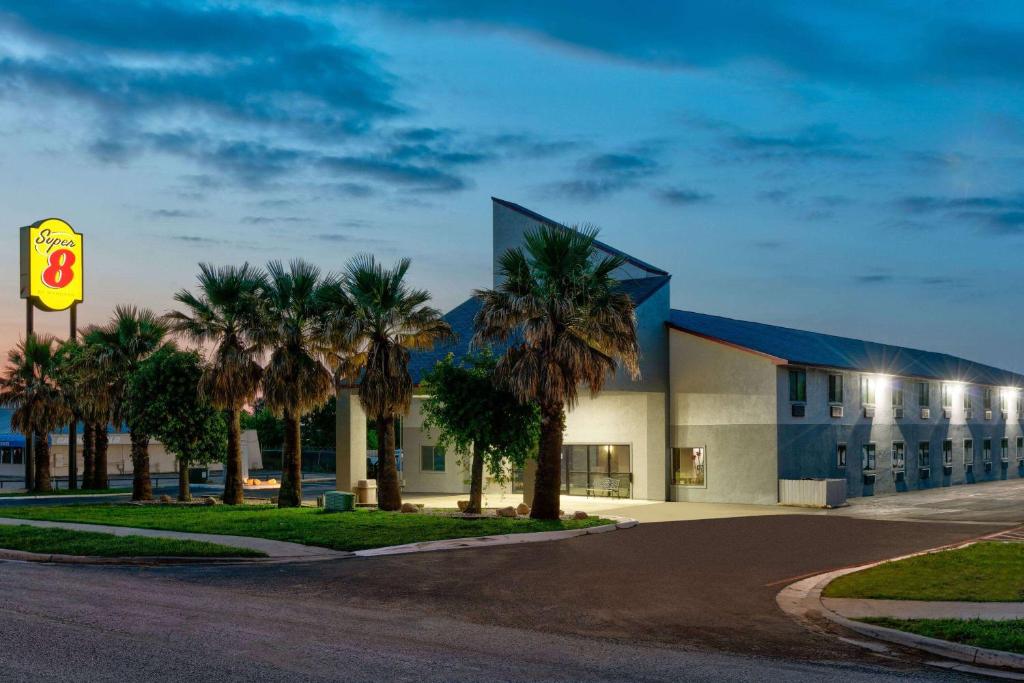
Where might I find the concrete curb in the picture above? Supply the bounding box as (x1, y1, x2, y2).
(0, 515, 638, 566)
(776, 527, 1024, 674)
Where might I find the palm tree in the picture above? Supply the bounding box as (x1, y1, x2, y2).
(331, 255, 452, 512)
(0, 334, 72, 493)
(473, 224, 639, 519)
(250, 260, 334, 508)
(86, 306, 169, 501)
(166, 263, 266, 505)
(60, 335, 113, 489)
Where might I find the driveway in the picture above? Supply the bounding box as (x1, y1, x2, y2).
(832, 477, 1024, 524)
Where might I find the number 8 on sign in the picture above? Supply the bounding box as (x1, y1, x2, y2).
(42, 249, 76, 289)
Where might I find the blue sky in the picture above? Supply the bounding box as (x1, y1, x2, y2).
(1, 1, 1023, 370)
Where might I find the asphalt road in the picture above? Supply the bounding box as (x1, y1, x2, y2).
(0, 515, 1004, 681)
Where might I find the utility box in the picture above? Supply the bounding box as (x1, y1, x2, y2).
(324, 491, 355, 512)
(353, 479, 377, 506)
(779, 478, 847, 508)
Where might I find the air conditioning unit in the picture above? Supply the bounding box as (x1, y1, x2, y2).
(943, 408, 952, 419)
(863, 406, 875, 418)
(919, 466, 930, 479)
(830, 405, 843, 418)
(1002, 411, 1009, 419)
(965, 410, 973, 420)
(943, 465, 953, 475)
(920, 407, 931, 419)
(985, 410, 993, 420)
(965, 463, 974, 473)
(894, 470, 905, 482)
(791, 403, 805, 418)
(894, 407, 904, 419)
(985, 462, 993, 472)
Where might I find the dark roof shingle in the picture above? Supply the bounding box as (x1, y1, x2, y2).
(669, 310, 1024, 387)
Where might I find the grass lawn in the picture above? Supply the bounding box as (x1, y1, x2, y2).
(863, 617, 1024, 655)
(0, 524, 264, 558)
(0, 504, 611, 552)
(824, 542, 1024, 602)
(0, 487, 132, 498)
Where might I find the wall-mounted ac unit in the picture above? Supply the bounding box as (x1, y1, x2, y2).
(791, 403, 805, 418)
(965, 410, 973, 420)
(919, 466, 930, 479)
(830, 405, 843, 418)
(966, 463, 974, 472)
(985, 410, 993, 420)
(943, 465, 953, 475)
(1002, 411, 1009, 420)
(920, 407, 931, 419)
(894, 407, 904, 419)
(894, 470, 905, 482)
(863, 406, 875, 418)
(943, 408, 952, 419)
(985, 462, 993, 472)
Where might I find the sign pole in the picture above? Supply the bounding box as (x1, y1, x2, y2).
(24, 298, 34, 491)
(67, 303, 78, 490)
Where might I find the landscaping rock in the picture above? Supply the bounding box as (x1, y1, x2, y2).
(496, 506, 517, 518)
(516, 503, 531, 516)
(457, 500, 470, 512)
(159, 494, 172, 504)
(203, 496, 220, 506)
(573, 511, 589, 520)
(400, 503, 420, 513)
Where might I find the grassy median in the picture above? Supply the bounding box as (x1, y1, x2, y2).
(863, 618, 1024, 655)
(0, 524, 264, 558)
(824, 542, 1024, 602)
(0, 504, 610, 552)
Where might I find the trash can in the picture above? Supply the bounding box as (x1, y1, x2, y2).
(324, 491, 355, 512)
(354, 479, 377, 506)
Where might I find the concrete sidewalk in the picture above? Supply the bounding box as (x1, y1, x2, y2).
(0, 517, 350, 560)
(823, 597, 1024, 621)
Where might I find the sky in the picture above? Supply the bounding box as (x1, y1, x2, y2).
(1, 1, 1023, 371)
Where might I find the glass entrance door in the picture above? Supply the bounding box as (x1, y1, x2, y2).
(560, 444, 631, 497)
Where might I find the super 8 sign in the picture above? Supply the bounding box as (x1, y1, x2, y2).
(20, 218, 84, 312)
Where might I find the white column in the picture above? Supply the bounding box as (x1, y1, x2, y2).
(335, 388, 367, 492)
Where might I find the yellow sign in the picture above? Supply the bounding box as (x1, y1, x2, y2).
(19, 218, 84, 311)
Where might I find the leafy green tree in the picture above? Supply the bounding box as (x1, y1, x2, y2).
(421, 350, 539, 513)
(0, 334, 72, 492)
(127, 347, 227, 501)
(324, 255, 452, 511)
(251, 260, 334, 507)
(166, 263, 265, 504)
(474, 224, 639, 519)
(241, 400, 284, 453)
(86, 305, 170, 501)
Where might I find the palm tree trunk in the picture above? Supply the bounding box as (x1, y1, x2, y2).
(277, 412, 302, 508)
(222, 408, 244, 505)
(33, 430, 52, 493)
(376, 415, 402, 511)
(466, 443, 485, 514)
(93, 425, 109, 489)
(81, 423, 95, 489)
(178, 458, 191, 502)
(130, 430, 152, 501)
(530, 404, 565, 520)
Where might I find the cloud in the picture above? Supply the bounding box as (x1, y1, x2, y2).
(656, 187, 713, 205)
(728, 123, 872, 161)
(753, 239, 783, 250)
(546, 149, 662, 200)
(148, 208, 199, 219)
(897, 193, 1024, 235)
(855, 273, 894, 284)
(318, 154, 469, 193)
(241, 216, 307, 225)
(168, 235, 223, 245)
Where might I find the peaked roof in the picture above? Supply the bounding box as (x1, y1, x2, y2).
(408, 277, 670, 385)
(492, 197, 670, 276)
(669, 310, 1024, 387)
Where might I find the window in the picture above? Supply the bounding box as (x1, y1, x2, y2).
(569, 445, 633, 495)
(672, 447, 704, 487)
(828, 374, 844, 404)
(941, 383, 953, 410)
(1001, 391, 1009, 414)
(1018, 437, 1024, 461)
(0, 447, 8, 464)
(964, 439, 974, 466)
(420, 445, 446, 472)
(943, 439, 953, 466)
(789, 369, 806, 402)
(11, 447, 21, 465)
(892, 442, 905, 471)
(837, 443, 847, 468)
(918, 382, 930, 407)
(983, 438, 992, 463)
(984, 388, 993, 411)
(1001, 438, 1009, 462)
(963, 385, 972, 414)
(860, 375, 875, 406)
(919, 441, 930, 469)
(892, 380, 904, 408)
(862, 443, 876, 470)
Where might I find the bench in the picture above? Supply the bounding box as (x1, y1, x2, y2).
(585, 477, 627, 498)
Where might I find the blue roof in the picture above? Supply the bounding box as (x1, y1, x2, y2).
(409, 276, 669, 385)
(669, 310, 1024, 387)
